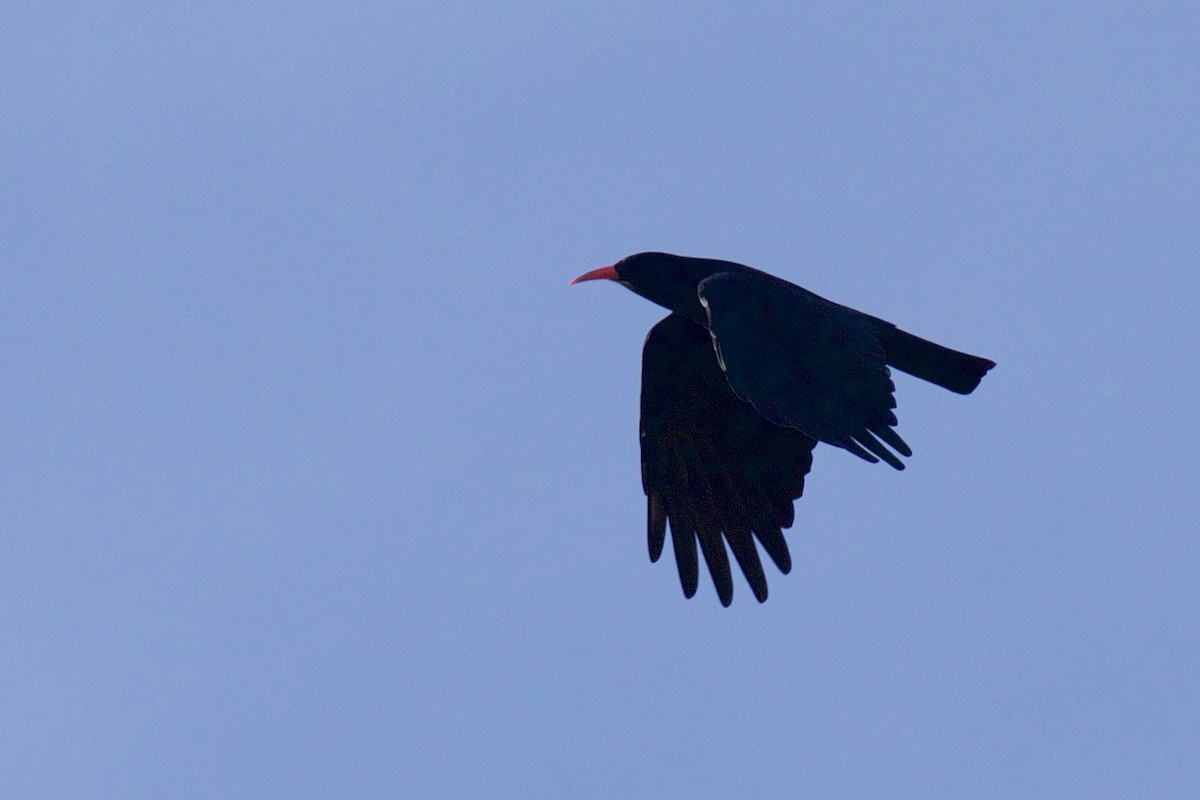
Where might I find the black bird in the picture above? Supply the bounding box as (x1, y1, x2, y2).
(572, 252, 995, 606)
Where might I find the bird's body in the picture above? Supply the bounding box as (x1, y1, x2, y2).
(573, 252, 994, 606)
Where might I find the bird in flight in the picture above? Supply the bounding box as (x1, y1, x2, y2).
(572, 252, 995, 606)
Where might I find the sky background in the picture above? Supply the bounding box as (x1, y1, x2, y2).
(2, 2, 1197, 797)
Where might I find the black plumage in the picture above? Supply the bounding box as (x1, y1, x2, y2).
(573, 252, 995, 606)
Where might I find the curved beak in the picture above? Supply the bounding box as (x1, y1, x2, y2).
(570, 265, 619, 285)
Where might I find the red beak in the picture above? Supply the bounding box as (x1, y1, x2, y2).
(570, 265, 619, 285)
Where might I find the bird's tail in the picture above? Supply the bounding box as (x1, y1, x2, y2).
(878, 325, 995, 395)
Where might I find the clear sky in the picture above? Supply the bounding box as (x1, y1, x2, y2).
(3, 2, 1197, 797)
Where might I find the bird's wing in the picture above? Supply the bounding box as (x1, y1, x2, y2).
(640, 313, 816, 606)
(698, 271, 912, 469)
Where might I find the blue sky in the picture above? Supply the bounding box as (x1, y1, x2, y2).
(2, 2, 1197, 797)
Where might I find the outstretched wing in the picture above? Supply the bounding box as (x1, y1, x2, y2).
(640, 313, 817, 606)
(698, 271, 913, 469)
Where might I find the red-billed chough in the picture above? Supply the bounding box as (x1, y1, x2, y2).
(572, 252, 995, 606)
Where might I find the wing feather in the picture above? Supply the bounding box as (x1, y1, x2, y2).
(698, 271, 912, 469)
(640, 313, 816, 605)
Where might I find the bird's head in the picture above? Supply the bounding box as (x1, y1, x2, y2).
(571, 252, 727, 322)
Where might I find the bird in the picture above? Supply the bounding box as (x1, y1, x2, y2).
(571, 252, 995, 607)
